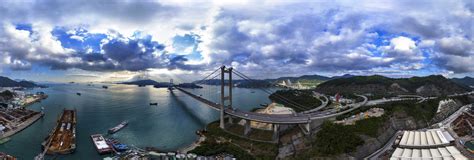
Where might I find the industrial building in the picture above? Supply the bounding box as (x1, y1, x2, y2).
(398, 129, 455, 148)
(390, 146, 467, 160)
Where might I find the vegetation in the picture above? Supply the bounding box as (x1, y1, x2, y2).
(0, 90, 17, 101)
(350, 116, 386, 137)
(190, 121, 277, 159)
(316, 75, 469, 96)
(451, 76, 474, 87)
(269, 89, 322, 112)
(313, 121, 364, 155)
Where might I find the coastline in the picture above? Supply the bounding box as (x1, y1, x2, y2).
(178, 134, 206, 153)
(0, 113, 43, 139)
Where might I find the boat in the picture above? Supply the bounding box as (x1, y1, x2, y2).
(91, 134, 113, 155)
(108, 121, 128, 134)
(260, 103, 268, 107)
(149, 103, 158, 106)
(41, 109, 77, 155)
(112, 143, 129, 152)
(102, 85, 108, 89)
(76, 93, 81, 96)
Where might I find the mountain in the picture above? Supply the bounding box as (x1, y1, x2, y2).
(271, 74, 331, 81)
(316, 75, 470, 96)
(176, 83, 203, 89)
(330, 74, 356, 79)
(0, 76, 46, 88)
(451, 77, 474, 88)
(119, 79, 170, 87)
(193, 79, 273, 88)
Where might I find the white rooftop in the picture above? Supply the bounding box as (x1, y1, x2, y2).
(391, 147, 467, 160)
(399, 129, 454, 148)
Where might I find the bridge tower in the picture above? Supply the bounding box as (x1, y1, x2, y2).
(220, 66, 233, 129)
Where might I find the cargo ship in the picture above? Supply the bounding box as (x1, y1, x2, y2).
(108, 121, 128, 134)
(41, 109, 77, 155)
(91, 134, 113, 155)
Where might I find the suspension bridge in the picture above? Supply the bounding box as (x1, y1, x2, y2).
(171, 66, 372, 141)
(173, 66, 474, 141)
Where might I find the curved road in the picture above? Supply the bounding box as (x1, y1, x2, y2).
(176, 87, 474, 124)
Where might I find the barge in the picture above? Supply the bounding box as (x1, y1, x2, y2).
(41, 109, 77, 155)
(91, 134, 113, 155)
(108, 121, 128, 134)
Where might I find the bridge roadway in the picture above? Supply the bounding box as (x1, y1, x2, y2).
(303, 94, 329, 114)
(176, 87, 369, 124)
(176, 87, 474, 124)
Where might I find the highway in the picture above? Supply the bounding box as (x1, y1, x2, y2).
(176, 87, 368, 123)
(176, 87, 473, 124)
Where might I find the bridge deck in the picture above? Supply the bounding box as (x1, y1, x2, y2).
(175, 87, 310, 124)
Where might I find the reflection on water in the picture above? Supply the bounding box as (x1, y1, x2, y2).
(0, 84, 273, 159)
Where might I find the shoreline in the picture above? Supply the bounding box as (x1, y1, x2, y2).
(0, 113, 43, 139)
(177, 134, 206, 153)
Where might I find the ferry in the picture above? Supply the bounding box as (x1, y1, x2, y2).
(41, 109, 77, 155)
(91, 134, 113, 155)
(108, 121, 128, 134)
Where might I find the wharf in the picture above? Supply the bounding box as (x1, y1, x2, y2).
(0, 112, 43, 139)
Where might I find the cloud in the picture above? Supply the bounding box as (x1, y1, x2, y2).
(0, 23, 199, 72)
(0, 0, 473, 79)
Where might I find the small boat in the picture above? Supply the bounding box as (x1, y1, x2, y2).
(108, 121, 128, 134)
(251, 91, 255, 93)
(112, 143, 129, 152)
(102, 86, 108, 89)
(260, 103, 268, 107)
(91, 134, 113, 155)
(149, 103, 158, 105)
(76, 93, 81, 96)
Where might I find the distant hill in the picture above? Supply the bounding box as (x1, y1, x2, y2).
(330, 74, 356, 79)
(119, 79, 170, 87)
(269, 74, 331, 82)
(194, 74, 353, 88)
(451, 77, 474, 88)
(176, 83, 203, 89)
(0, 76, 46, 88)
(193, 79, 273, 88)
(316, 75, 470, 96)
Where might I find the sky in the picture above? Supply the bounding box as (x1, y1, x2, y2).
(0, 0, 473, 83)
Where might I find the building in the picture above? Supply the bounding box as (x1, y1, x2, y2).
(398, 129, 455, 148)
(390, 146, 467, 160)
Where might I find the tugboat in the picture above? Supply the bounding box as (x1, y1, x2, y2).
(108, 121, 128, 134)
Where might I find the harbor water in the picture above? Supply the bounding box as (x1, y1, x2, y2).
(0, 84, 273, 159)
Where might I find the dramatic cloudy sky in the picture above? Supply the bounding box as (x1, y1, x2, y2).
(0, 0, 473, 82)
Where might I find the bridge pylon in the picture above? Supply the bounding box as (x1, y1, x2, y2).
(220, 66, 233, 129)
